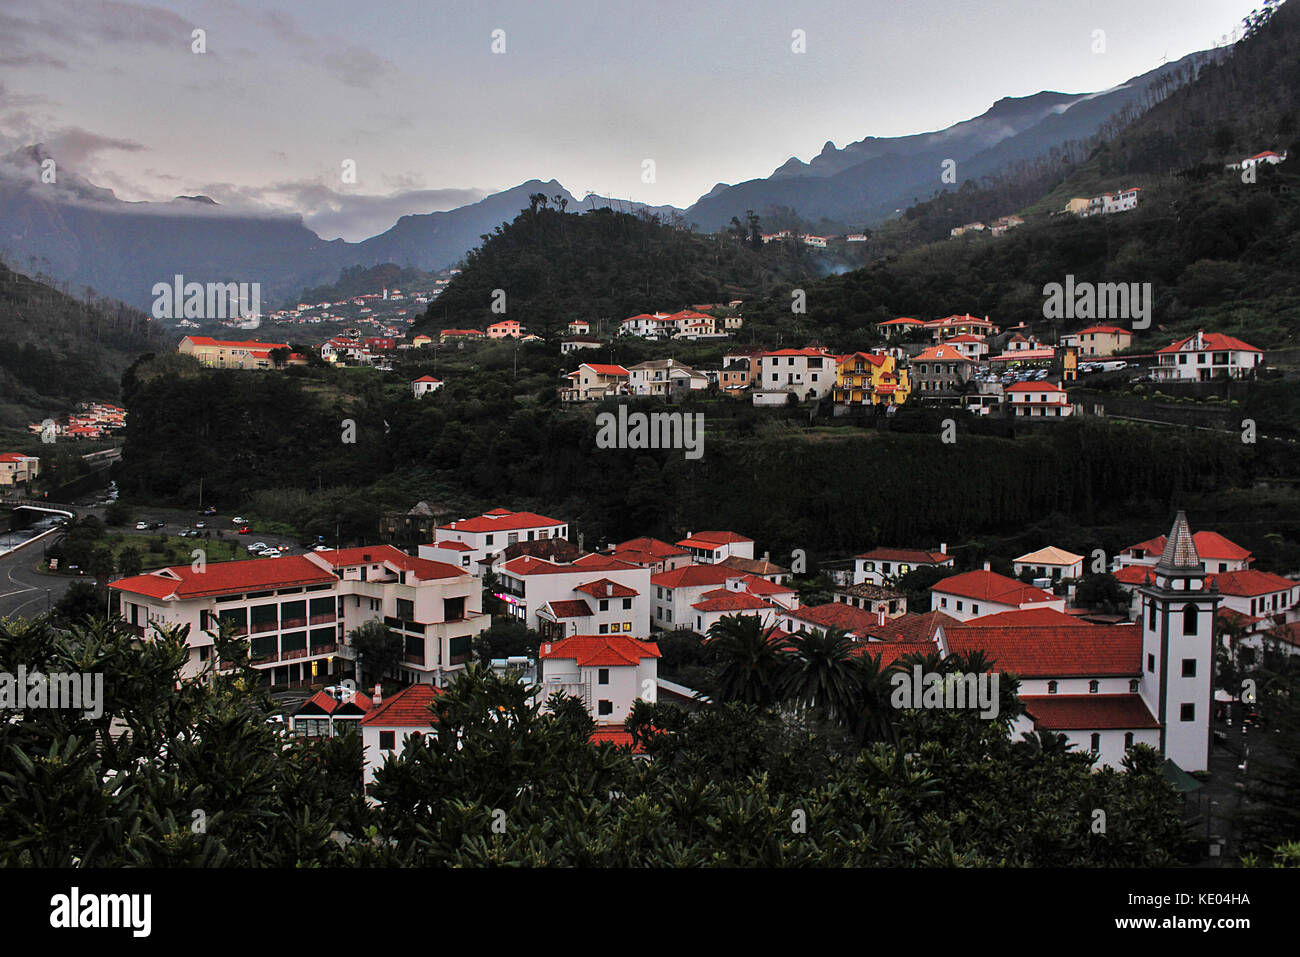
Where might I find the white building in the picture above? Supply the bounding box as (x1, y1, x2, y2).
(110, 546, 488, 689)
(1004, 381, 1074, 417)
(561, 363, 630, 401)
(675, 530, 754, 564)
(419, 508, 570, 575)
(537, 634, 660, 725)
(360, 684, 440, 787)
(411, 375, 443, 397)
(1152, 330, 1263, 382)
(1117, 529, 1252, 574)
(626, 359, 709, 397)
(758, 349, 837, 400)
(929, 568, 1064, 621)
(1013, 546, 1085, 582)
(853, 546, 954, 586)
(495, 554, 651, 636)
(651, 564, 797, 631)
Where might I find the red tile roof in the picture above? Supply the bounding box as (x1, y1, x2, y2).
(1113, 565, 1152, 585)
(298, 690, 375, 716)
(788, 603, 888, 634)
(1005, 381, 1066, 393)
(110, 555, 337, 600)
(613, 537, 690, 558)
(1021, 694, 1159, 731)
(183, 335, 291, 350)
(540, 635, 661, 666)
(438, 510, 565, 533)
(932, 570, 1056, 605)
(589, 727, 643, 751)
(360, 685, 442, 728)
(945, 620, 1142, 677)
(1076, 325, 1130, 335)
(580, 363, 630, 377)
(651, 565, 737, 589)
(1209, 569, 1297, 597)
(852, 639, 941, 666)
(547, 599, 594, 619)
(317, 545, 465, 581)
(1157, 332, 1261, 354)
(1122, 530, 1251, 563)
(856, 547, 952, 565)
(691, 592, 773, 612)
(574, 578, 639, 598)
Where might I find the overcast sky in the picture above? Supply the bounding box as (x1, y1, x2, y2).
(0, 0, 1263, 240)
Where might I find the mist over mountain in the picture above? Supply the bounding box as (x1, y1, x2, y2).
(0, 50, 1221, 313)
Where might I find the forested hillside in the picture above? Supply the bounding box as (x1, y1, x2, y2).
(412, 197, 815, 339)
(0, 259, 168, 425)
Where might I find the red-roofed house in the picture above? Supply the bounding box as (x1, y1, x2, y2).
(538, 635, 660, 723)
(930, 568, 1064, 621)
(291, 688, 375, 737)
(1117, 529, 1252, 573)
(562, 362, 631, 402)
(495, 554, 651, 637)
(1005, 381, 1074, 417)
(487, 319, 525, 339)
(411, 375, 443, 397)
(675, 530, 754, 564)
(179, 336, 293, 370)
(608, 537, 692, 574)
(360, 684, 441, 786)
(758, 348, 837, 400)
(420, 508, 570, 574)
(110, 545, 487, 688)
(652, 564, 797, 631)
(0, 452, 40, 486)
(1211, 569, 1299, 623)
(1153, 330, 1262, 382)
(854, 546, 954, 586)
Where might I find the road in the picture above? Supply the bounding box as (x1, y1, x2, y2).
(0, 498, 313, 621)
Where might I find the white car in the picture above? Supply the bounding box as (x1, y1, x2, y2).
(232, 516, 247, 525)
(313, 545, 330, 552)
(135, 522, 149, 530)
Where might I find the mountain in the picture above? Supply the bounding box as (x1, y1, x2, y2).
(0, 257, 168, 423)
(685, 55, 1214, 231)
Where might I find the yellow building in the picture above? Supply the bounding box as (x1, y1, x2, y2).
(179, 336, 293, 370)
(833, 352, 910, 407)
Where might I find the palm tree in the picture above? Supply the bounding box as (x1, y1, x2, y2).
(851, 649, 899, 744)
(706, 614, 787, 708)
(779, 627, 861, 723)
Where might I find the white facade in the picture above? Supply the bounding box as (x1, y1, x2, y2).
(1153, 331, 1263, 382)
(758, 350, 836, 399)
(537, 636, 659, 724)
(495, 556, 651, 635)
(420, 509, 570, 578)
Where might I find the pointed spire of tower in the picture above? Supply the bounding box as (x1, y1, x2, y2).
(1157, 511, 1201, 571)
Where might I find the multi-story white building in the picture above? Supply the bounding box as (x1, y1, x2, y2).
(561, 363, 630, 401)
(537, 634, 660, 725)
(1116, 529, 1252, 574)
(651, 564, 796, 631)
(1059, 325, 1132, 357)
(674, 530, 754, 564)
(853, 546, 954, 586)
(626, 359, 709, 397)
(1004, 381, 1074, 417)
(930, 568, 1064, 621)
(494, 554, 651, 637)
(109, 546, 488, 689)
(420, 508, 570, 575)
(0, 453, 40, 485)
(1152, 330, 1263, 382)
(359, 684, 441, 787)
(758, 349, 836, 399)
(1013, 546, 1085, 582)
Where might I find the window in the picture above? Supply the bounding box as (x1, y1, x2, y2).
(598, 668, 609, 685)
(1048, 680, 1058, 694)
(599, 599, 609, 612)
(1089, 680, 1099, 694)
(940, 598, 948, 608)
(1148, 603, 1156, 629)
(599, 624, 609, 634)
(972, 604, 979, 615)
(955, 600, 964, 612)
(623, 622, 632, 632)
(379, 731, 395, 750)
(1130, 679, 1139, 693)
(598, 700, 613, 716)
(1180, 703, 1195, 721)
(1182, 604, 1197, 635)
(443, 596, 465, 621)
(484, 534, 494, 546)
(396, 598, 414, 621)
(1124, 732, 1134, 749)
(1181, 658, 1196, 677)
(1148, 653, 1156, 673)
(1090, 733, 1100, 752)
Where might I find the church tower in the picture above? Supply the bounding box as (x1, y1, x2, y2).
(1137, 511, 1221, 772)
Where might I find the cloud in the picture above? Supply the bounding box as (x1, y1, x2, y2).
(320, 45, 395, 89)
(43, 127, 145, 166)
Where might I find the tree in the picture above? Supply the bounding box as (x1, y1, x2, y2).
(779, 627, 861, 722)
(118, 547, 144, 578)
(349, 620, 403, 687)
(1075, 573, 1131, 615)
(51, 580, 103, 628)
(706, 614, 787, 708)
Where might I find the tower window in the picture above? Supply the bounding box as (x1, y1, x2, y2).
(1181, 659, 1196, 678)
(1180, 703, 1195, 721)
(1182, 604, 1197, 635)
(1147, 654, 1156, 673)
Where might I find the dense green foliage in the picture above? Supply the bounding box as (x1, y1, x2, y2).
(413, 196, 813, 340)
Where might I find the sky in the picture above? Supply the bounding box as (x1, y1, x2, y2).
(0, 0, 1265, 240)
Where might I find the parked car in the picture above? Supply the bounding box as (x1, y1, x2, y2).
(194, 522, 206, 529)
(238, 526, 250, 534)
(135, 521, 149, 530)
(198, 506, 217, 516)
(232, 516, 247, 525)
(151, 521, 165, 529)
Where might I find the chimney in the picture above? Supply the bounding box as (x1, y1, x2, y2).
(762, 550, 770, 564)
(372, 684, 382, 704)
(606, 583, 613, 597)
(940, 543, 947, 554)
(578, 532, 585, 552)
(983, 560, 991, 571)
(878, 608, 885, 626)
